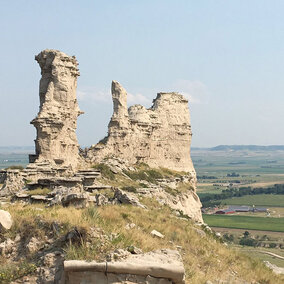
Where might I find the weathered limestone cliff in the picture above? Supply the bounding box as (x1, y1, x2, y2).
(84, 81, 202, 222)
(86, 81, 195, 175)
(1, 50, 202, 222)
(29, 49, 83, 171)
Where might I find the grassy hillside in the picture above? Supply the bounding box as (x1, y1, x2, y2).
(1, 200, 283, 283)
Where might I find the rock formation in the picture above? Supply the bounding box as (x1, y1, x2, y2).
(1, 50, 202, 222)
(63, 249, 185, 284)
(86, 81, 195, 175)
(29, 49, 83, 171)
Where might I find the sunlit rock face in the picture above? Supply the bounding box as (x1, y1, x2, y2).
(86, 81, 196, 175)
(29, 49, 83, 170)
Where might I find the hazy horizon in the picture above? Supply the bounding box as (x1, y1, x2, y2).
(1, 1, 284, 147)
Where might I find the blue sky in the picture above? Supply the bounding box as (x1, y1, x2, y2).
(0, 0, 283, 147)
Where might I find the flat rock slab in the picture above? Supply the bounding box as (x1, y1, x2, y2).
(0, 209, 13, 230)
(63, 249, 185, 284)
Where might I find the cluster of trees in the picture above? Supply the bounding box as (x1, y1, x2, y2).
(223, 231, 280, 248)
(200, 184, 284, 208)
(197, 175, 217, 179)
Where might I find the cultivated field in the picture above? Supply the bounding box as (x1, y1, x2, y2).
(221, 194, 284, 207)
(203, 215, 284, 232)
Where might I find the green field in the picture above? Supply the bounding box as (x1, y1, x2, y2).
(203, 214, 284, 232)
(221, 194, 284, 207)
(192, 149, 284, 176)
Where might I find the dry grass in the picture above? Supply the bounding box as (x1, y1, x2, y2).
(26, 187, 51, 196)
(1, 199, 283, 284)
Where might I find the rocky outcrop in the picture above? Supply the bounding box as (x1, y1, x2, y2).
(0, 50, 202, 224)
(0, 169, 25, 196)
(86, 81, 195, 175)
(29, 49, 83, 171)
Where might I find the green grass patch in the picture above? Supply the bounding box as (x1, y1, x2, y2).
(5, 165, 24, 170)
(203, 215, 284, 232)
(0, 261, 37, 283)
(121, 186, 137, 193)
(221, 194, 284, 207)
(92, 164, 115, 180)
(123, 168, 163, 183)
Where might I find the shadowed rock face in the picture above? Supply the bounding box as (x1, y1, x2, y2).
(30, 49, 83, 170)
(87, 81, 195, 175)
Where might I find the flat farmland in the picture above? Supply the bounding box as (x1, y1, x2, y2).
(221, 194, 284, 207)
(203, 214, 284, 232)
(238, 247, 284, 267)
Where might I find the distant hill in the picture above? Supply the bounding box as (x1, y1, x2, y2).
(192, 145, 284, 151)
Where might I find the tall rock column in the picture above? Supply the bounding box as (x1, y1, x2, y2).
(30, 49, 83, 170)
(109, 80, 129, 131)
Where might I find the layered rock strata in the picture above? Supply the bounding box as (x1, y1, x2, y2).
(86, 81, 195, 175)
(29, 49, 83, 171)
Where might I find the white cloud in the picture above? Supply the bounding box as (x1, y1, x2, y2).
(172, 79, 209, 104)
(127, 92, 152, 106)
(78, 87, 152, 107)
(77, 88, 111, 103)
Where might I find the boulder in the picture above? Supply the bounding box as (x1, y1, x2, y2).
(151, 230, 164, 239)
(114, 188, 146, 209)
(63, 249, 185, 284)
(61, 192, 89, 208)
(0, 209, 13, 230)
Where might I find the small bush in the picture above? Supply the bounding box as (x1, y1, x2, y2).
(0, 262, 37, 283)
(124, 169, 163, 183)
(122, 186, 137, 193)
(83, 206, 101, 225)
(5, 165, 24, 170)
(239, 237, 258, 247)
(93, 164, 115, 180)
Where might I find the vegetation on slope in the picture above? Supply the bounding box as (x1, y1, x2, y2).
(0, 200, 283, 283)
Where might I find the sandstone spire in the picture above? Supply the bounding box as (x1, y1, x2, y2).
(86, 82, 195, 175)
(109, 80, 129, 129)
(29, 49, 83, 170)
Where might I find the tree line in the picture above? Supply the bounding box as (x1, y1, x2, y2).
(200, 183, 284, 207)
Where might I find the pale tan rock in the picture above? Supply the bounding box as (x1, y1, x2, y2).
(0, 209, 13, 230)
(84, 81, 202, 222)
(63, 249, 185, 284)
(114, 188, 147, 209)
(29, 49, 83, 171)
(86, 81, 195, 175)
(0, 169, 24, 196)
(151, 230, 165, 239)
(165, 191, 203, 223)
(0, 238, 14, 255)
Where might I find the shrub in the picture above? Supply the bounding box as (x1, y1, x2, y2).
(93, 164, 115, 180)
(239, 237, 258, 247)
(122, 186, 137, 193)
(0, 262, 37, 283)
(5, 165, 24, 170)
